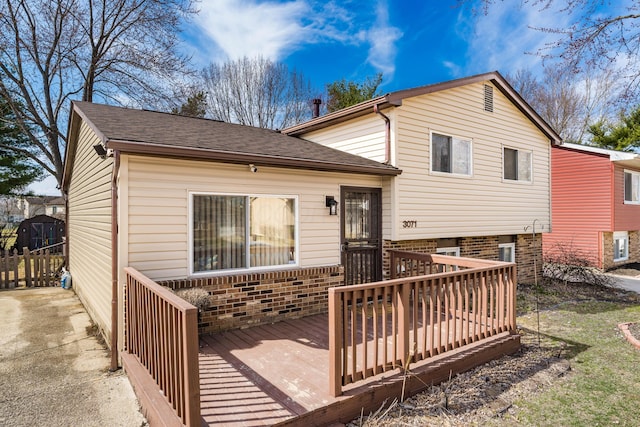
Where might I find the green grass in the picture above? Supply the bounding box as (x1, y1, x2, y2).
(503, 299, 640, 426)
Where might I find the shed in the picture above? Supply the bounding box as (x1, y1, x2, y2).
(14, 214, 65, 252)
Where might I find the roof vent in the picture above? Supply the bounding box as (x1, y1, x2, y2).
(484, 84, 494, 112)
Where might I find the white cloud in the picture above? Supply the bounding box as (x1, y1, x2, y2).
(194, 0, 310, 61)
(365, 1, 403, 78)
(460, 1, 572, 77)
(193, 0, 402, 75)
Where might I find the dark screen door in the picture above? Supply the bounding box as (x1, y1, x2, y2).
(341, 187, 382, 286)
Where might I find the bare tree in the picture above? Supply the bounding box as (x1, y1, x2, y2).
(508, 66, 619, 142)
(0, 0, 195, 190)
(473, 0, 640, 98)
(202, 56, 316, 130)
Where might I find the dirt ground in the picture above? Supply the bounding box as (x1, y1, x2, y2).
(0, 287, 147, 427)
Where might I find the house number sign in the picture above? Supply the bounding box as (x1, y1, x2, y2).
(402, 220, 418, 228)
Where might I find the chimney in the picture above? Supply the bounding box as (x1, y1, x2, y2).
(312, 98, 322, 119)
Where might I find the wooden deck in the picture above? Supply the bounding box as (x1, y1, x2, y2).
(198, 313, 520, 426)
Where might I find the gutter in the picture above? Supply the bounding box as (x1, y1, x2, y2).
(110, 150, 121, 371)
(373, 104, 391, 164)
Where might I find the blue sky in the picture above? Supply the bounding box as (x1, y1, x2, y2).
(31, 0, 625, 195)
(181, 0, 580, 93)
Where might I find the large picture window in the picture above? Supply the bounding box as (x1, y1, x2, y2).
(503, 147, 532, 182)
(431, 133, 471, 175)
(625, 170, 640, 203)
(191, 194, 297, 273)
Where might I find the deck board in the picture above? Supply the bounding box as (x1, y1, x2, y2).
(198, 313, 520, 426)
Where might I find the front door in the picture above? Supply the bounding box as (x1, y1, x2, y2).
(341, 187, 382, 285)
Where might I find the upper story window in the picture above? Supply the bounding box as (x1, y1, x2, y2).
(503, 147, 532, 182)
(191, 193, 297, 274)
(624, 170, 640, 203)
(431, 132, 472, 176)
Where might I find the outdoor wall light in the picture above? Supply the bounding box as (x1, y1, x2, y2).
(93, 143, 108, 159)
(326, 196, 338, 215)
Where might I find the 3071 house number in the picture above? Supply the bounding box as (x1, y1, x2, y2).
(402, 220, 418, 228)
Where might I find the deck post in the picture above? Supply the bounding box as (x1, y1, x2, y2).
(183, 307, 201, 427)
(397, 282, 411, 367)
(328, 288, 342, 397)
(509, 264, 517, 330)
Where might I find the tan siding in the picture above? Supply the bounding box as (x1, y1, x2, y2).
(396, 82, 550, 238)
(67, 121, 113, 343)
(301, 114, 387, 163)
(124, 156, 383, 281)
(299, 82, 552, 239)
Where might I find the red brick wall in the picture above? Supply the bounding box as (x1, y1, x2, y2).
(158, 266, 343, 334)
(602, 231, 640, 271)
(383, 234, 541, 284)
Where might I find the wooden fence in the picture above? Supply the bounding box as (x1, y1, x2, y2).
(122, 267, 201, 427)
(0, 243, 65, 289)
(328, 250, 517, 396)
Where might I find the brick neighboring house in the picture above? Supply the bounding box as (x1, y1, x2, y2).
(543, 142, 640, 270)
(284, 71, 561, 284)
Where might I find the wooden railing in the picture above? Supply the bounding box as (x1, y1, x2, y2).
(328, 251, 516, 396)
(0, 243, 65, 289)
(123, 267, 201, 427)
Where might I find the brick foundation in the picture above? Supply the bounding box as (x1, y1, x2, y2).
(602, 231, 640, 271)
(158, 266, 344, 334)
(383, 234, 542, 284)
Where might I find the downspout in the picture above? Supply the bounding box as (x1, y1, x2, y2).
(110, 150, 121, 371)
(373, 104, 391, 164)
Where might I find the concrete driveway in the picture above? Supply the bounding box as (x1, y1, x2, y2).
(609, 274, 640, 294)
(0, 287, 146, 427)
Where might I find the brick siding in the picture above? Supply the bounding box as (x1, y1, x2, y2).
(158, 266, 343, 334)
(383, 234, 541, 284)
(602, 230, 640, 271)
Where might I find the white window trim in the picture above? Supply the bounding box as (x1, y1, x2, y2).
(613, 231, 629, 262)
(429, 131, 473, 177)
(498, 242, 516, 262)
(436, 246, 460, 257)
(188, 191, 300, 276)
(502, 145, 533, 183)
(624, 169, 640, 204)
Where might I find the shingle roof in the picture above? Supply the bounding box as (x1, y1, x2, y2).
(283, 71, 562, 144)
(69, 101, 401, 176)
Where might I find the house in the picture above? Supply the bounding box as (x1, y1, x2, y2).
(283, 71, 561, 284)
(62, 71, 558, 360)
(63, 100, 400, 352)
(0, 196, 25, 225)
(542, 142, 640, 270)
(21, 196, 65, 220)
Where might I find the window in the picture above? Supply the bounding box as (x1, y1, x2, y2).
(503, 147, 532, 182)
(436, 241, 460, 272)
(191, 194, 297, 274)
(431, 133, 471, 175)
(613, 231, 629, 262)
(625, 170, 640, 203)
(498, 243, 515, 262)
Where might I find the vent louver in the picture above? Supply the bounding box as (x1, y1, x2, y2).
(484, 84, 494, 112)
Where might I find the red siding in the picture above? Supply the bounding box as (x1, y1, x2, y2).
(543, 146, 613, 268)
(613, 163, 640, 231)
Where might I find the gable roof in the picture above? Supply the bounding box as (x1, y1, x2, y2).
(282, 71, 562, 144)
(558, 142, 640, 168)
(63, 102, 401, 188)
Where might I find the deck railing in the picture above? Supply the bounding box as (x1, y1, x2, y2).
(0, 243, 65, 289)
(328, 251, 516, 396)
(123, 267, 201, 427)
